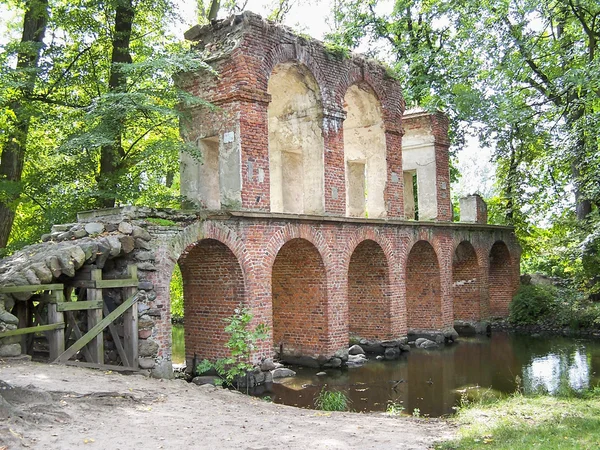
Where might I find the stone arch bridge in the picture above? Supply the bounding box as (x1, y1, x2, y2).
(0, 206, 519, 377)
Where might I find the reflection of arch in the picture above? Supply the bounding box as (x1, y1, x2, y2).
(489, 241, 513, 317)
(272, 238, 327, 357)
(268, 62, 325, 215)
(348, 239, 390, 340)
(178, 239, 245, 362)
(453, 241, 482, 321)
(343, 83, 387, 218)
(406, 240, 442, 329)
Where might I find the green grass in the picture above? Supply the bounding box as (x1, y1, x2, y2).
(437, 390, 600, 449)
(314, 388, 350, 412)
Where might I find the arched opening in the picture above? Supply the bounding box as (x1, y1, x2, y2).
(272, 238, 327, 358)
(452, 241, 481, 321)
(178, 239, 244, 364)
(268, 62, 325, 215)
(406, 240, 442, 329)
(489, 241, 512, 318)
(348, 240, 390, 340)
(343, 84, 387, 218)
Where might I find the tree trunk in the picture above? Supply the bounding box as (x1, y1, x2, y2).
(0, 0, 49, 248)
(96, 0, 134, 209)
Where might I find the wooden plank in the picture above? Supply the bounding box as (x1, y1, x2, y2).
(95, 279, 138, 289)
(66, 312, 94, 363)
(63, 361, 138, 372)
(70, 280, 96, 289)
(103, 304, 130, 367)
(87, 269, 104, 364)
(48, 290, 65, 361)
(0, 284, 63, 293)
(54, 292, 139, 364)
(0, 322, 65, 338)
(57, 301, 103, 312)
(123, 265, 139, 369)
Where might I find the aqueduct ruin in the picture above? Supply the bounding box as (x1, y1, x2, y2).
(0, 12, 520, 377)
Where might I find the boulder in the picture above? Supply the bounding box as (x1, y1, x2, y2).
(84, 222, 105, 235)
(271, 368, 296, 379)
(348, 344, 365, 355)
(0, 344, 22, 357)
(347, 353, 367, 367)
(118, 222, 134, 234)
(260, 358, 276, 371)
(384, 347, 400, 360)
(0, 310, 19, 325)
(138, 357, 156, 369)
(138, 339, 159, 357)
(323, 357, 342, 368)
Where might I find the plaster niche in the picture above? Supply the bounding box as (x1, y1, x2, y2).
(268, 62, 325, 215)
(402, 111, 437, 220)
(343, 84, 387, 218)
(180, 135, 221, 210)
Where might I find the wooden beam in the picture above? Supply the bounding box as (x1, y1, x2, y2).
(87, 269, 104, 364)
(123, 265, 139, 369)
(63, 361, 138, 372)
(54, 292, 139, 364)
(103, 303, 130, 367)
(48, 290, 65, 361)
(65, 312, 94, 363)
(57, 301, 103, 312)
(0, 284, 63, 293)
(95, 279, 138, 289)
(0, 322, 65, 338)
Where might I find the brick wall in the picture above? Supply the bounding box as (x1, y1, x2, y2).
(272, 238, 328, 356)
(160, 215, 519, 364)
(406, 240, 443, 329)
(452, 241, 482, 321)
(348, 240, 390, 340)
(179, 239, 244, 360)
(489, 241, 514, 317)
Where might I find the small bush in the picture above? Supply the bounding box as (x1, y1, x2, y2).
(314, 388, 350, 411)
(509, 284, 557, 324)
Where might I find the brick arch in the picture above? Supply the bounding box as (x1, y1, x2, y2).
(405, 234, 445, 272)
(405, 239, 443, 329)
(452, 240, 483, 321)
(265, 223, 333, 274)
(348, 239, 391, 340)
(260, 43, 331, 105)
(272, 237, 329, 358)
(489, 240, 513, 318)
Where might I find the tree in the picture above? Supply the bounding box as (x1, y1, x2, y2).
(0, 0, 49, 248)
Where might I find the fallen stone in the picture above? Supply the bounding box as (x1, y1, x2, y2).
(138, 357, 156, 369)
(271, 368, 296, 379)
(84, 222, 105, 235)
(323, 357, 342, 368)
(316, 371, 327, 376)
(0, 344, 21, 357)
(347, 354, 367, 367)
(138, 339, 159, 358)
(260, 358, 276, 371)
(334, 348, 349, 361)
(348, 344, 365, 355)
(118, 222, 134, 234)
(376, 355, 384, 360)
(384, 347, 400, 360)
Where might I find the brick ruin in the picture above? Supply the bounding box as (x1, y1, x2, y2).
(0, 12, 520, 378)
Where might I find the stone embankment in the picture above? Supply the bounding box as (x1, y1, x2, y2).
(0, 207, 195, 374)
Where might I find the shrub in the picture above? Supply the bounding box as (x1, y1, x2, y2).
(509, 284, 557, 324)
(314, 388, 350, 411)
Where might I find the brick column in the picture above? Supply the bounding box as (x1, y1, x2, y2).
(322, 108, 347, 215)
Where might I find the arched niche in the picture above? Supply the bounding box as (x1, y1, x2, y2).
(343, 84, 387, 218)
(268, 62, 325, 215)
(406, 240, 442, 329)
(489, 241, 513, 318)
(452, 241, 482, 321)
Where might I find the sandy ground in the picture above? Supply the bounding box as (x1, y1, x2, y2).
(0, 359, 455, 450)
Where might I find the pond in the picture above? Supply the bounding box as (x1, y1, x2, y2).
(171, 326, 600, 417)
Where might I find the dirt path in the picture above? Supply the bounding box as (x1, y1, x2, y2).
(0, 359, 455, 449)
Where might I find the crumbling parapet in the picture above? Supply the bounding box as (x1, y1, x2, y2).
(459, 194, 488, 224)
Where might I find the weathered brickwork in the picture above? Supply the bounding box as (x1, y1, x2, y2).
(147, 213, 521, 368)
(452, 241, 482, 321)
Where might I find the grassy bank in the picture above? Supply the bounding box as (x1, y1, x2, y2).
(437, 389, 600, 449)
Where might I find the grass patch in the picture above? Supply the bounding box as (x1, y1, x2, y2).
(314, 388, 350, 412)
(437, 390, 600, 449)
(146, 217, 178, 226)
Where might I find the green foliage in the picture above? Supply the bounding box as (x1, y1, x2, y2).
(509, 285, 557, 325)
(147, 218, 178, 227)
(170, 264, 184, 320)
(195, 305, 268, 388)
(323, 42, 350, 60)
(436, 387, 600, 449)
(314, 388, 350, 412)
(385, 401, 404, 416)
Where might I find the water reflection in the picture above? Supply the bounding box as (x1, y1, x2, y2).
(265, 333, 600, 417)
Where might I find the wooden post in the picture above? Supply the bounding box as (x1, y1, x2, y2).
(123, 265, 139, 369)
(47, 290, 65, 361)
(15, 301, 29, 354)
(87, 269, 104, 364)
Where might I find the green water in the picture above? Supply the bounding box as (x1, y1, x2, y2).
(170, 327, 600, 417)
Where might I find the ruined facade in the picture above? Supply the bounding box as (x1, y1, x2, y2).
(0, 12, 520, 377)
